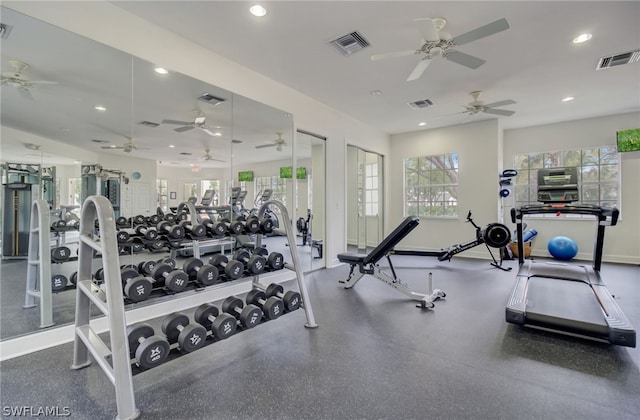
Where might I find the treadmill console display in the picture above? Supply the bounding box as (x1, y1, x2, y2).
(537, 167, 579, 203)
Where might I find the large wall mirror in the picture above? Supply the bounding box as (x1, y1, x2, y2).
(0, 6, 306, 341)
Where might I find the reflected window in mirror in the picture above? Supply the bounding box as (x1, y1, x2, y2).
(200, 179, 220, 205)
(157, 179, 168, 211)
(256, 176, 286, 204)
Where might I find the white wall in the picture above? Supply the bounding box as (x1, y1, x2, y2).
(7, 1, 392, 267)
(504, 112, 640, 264)
(389, 119, 501, 258)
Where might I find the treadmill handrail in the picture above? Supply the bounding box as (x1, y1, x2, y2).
(511, 204, 619, 225)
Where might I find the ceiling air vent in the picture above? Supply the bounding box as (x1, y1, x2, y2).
(91, 139, 109, 144)
(198, 93, 226, 105)
(596, 50, 640, 70)
(139, 121, 159, 127)
(330, 31, 370, 55)
(407, 99, 435, 110)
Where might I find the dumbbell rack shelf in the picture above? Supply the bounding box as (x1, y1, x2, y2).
(71, 196, 138, 420)
(23, 199, 55, 328)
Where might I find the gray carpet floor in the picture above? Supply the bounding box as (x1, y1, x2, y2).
(1, 256, 639, 419)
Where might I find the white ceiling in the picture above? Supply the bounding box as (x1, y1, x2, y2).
(1, 2, 639, 168)
(114, 0, 640, 133)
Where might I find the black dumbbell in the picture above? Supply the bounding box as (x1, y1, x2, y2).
(119, 267, 153, 302)
(193, 303, 237, 340)
(219, 218, 244, 235)
(151, 263, 189, 292)
(51, 274, 68, 292)
(147, 214, 162, 225)
(69, 271, 78, 286)
(116, 216, 129, 227)
(179, 220, 207, 238)
(156, 221, 186, 239)
(131, 215, 147, 225)
(161, 313, 207, 354)
(246, 289, 284, 320)
(51, 246, 72, 263)
(51, 220, 67, 229)
(137, 260, 157, 276)
(239, 217, 261, 233)
(202, 218, 228, 236)
(135, 225, 160, 241)
(116, 230, 130, 243)
(232, 249, 266, 275)
(146, 238, 166, 252)
(254, 216, 274, 233)
(264, 284, 301, 312)
(208, 255, 244, 280)
(266, 252, 285, 270)
(157, 257, 177, 269)
(182, 258, 220, 286)
(164, 213, 177, 223)
(127, 323, 170, 370)
(221, 296, 263, 329)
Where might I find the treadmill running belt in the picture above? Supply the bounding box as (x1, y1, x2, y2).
(526, 276, 609, 336)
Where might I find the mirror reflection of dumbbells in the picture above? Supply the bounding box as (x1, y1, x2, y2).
(151, 262, 189, 293)
(245, 289, 284, 320)
(234, 216, 260, 234)
(202, 218, 228, 236)
(179, 220, 207, 238)
(134, 225, 160, 241)
(218, 218, 244, 235)
(208, 255, 244, 280)
(221, 296, 263, 329)
(262, 284, 301, 312)
(127, 323, 170, 370)
(252, 249, 285, 271)
(51, 246, 72, 263)
(232, 249, 266, 275)
(156, 221, 186, 240)
(193, 303, 237, 340)
(182, 257, 220, 286)
(161, 313, 207, 354)
(51, 272, 77, 292)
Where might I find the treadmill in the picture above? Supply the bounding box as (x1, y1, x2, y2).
(505, 167, 636, 347)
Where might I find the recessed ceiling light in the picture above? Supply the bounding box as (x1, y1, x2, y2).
(73, 161, 81, 164)
(213, 132, 222, 137)
(169, 145, 175, 148)
(249, 4, 267, 17)
(94, 105, 106, 111)
(418, 122, 427, 126)
(109, 144, 117, 148)
(283, 113, 292, 118)
(370, 90, 382, 96)
(573, 33, 592, 44)
(562, 96, 574, 102)
(154, 67, 169, 75)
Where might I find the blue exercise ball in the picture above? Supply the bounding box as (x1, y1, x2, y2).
(548, 236, 578, 260)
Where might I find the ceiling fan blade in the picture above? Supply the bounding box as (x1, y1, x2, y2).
(445, 50, 485, 69)
(371, 50, 416, 61)
(200, 128, 216, 136)
(414, 18, 440, 42)
(406, 58, 431, 81)
(483, 108, 515, 116)
(174, 125, 195, 133)
(483, 99, 516, 108)
(162, 119, 191, 125)
(255, 144, 276, 149)
(451, 18, 510, 46)
(28, 80, 58, 85)
(101, 146, 125, 149)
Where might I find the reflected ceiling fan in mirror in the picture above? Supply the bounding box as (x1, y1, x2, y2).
(101, 136, 149, 153)
(162, 114, 221, 137)
(201, 148, 225, 162)
(1, 59, 58, 99)
(255, 133, 287, 151)
(371, 17, 510, 81)
(462, 91, 516, 116)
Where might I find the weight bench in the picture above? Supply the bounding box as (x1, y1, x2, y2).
(337, 216, 445, 309)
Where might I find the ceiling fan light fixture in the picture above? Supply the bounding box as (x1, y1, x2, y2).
(562, 96, 574, 102)
(94, 105, 106, 112)
(249, 5, 267, 17)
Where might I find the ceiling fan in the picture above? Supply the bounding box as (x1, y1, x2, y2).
(101, 136, 149, 153)
(162, 115, 220, 137)
(371, 17, 510, 81)
(1, 59, 58, 98)
(255, 133, 287, 151)
(201, 148, 226, 162)
(463, 91, 516, 116)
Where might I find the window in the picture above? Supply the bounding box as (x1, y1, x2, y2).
(513, 146, 620, 208)
(157, 179, 168, 211)
(183, 182, 197, 202)
(404, 153, 459, 217)
(256, 176, 286, 205)
(365, 162, 378, 216)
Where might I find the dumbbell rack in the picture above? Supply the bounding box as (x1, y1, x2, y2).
(71, 196, 138, 420)
(252, 200, 318, 328)
(23, 199, 55, 328)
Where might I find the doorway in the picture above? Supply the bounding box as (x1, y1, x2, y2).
(346, 146, 384, 253)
